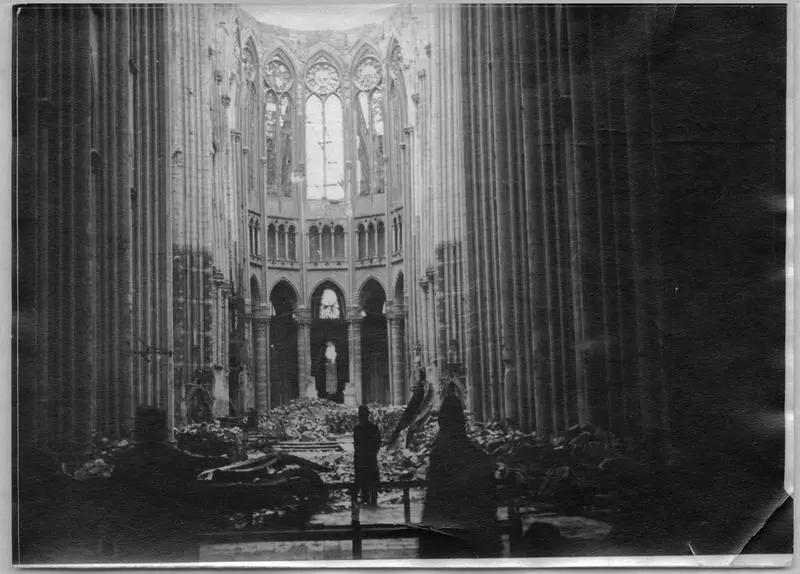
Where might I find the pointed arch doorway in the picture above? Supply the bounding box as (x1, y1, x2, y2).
(310, 281, 349, 402)
(360, 278, 389, 404)
(269, 280, 299, 407)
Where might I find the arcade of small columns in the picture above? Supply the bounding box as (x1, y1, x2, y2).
(245, 299, 408, 412)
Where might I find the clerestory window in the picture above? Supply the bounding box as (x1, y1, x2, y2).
(305, 60, 344, 201)
(354, 56, 385, 196)
(264, 57, 294, 197)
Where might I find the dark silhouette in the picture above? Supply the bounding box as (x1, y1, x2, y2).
(388, 367, 433, 447)
(419, 392, 500, 558)
(102, 407, 229, 561)
(353, 405, 381, 505)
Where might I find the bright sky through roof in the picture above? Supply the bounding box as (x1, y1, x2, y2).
(242, 4, 398, 31)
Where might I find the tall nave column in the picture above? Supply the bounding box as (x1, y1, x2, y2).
(388, 304, 406, 404)
(252, 309, 270, 414)
(296, 307, 312, 396)
(348, 307, 363, 405)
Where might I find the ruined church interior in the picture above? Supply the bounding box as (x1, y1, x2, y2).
(13, 3, 789, 563)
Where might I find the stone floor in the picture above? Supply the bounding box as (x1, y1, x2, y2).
(199, 496, 616, 562)
(200, 437, 618, 562)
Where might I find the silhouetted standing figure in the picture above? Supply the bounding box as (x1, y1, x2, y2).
(353, 405, 381, 505)
(419, 392, 501, 558)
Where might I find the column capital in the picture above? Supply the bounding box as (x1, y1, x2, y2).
(347, 306, 363, 323)
(295, 307, 312, 325)
(252, 309, 270, 324)
(386, 304, 405, 321)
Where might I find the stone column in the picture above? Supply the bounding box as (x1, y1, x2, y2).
(264, 314, 271, 409)
(388, 305, 406, 404)
(418, 276, 431, 365)
(348, 307, 363, 405)
(212, 365, 229, 417)
(502, 345, 517, 426)
(296, 307, 312, 397)
(252, 309, 269, 414)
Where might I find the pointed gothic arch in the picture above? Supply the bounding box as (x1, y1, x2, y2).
(309, 279, 349, 401)
(268, 277, 300, 314)
(349, 41, 382, 74)
(263, 48, 295, 196)
(242, 36, 260, 82)
(304, 45, 346, 75)
(264, 45, 299, 77)
(359, 277, 389, 403)
(304, 50, 345, 202)
(386, 40, 407, 203)
(240, 38, 261, 197)
(269, 279, 299, 406)
(309, 278, 347, 318)
(352, 48, 385, 196)
(359, 276, 387, 310)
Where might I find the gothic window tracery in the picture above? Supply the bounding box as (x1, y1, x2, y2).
(354, 55, 385, 196)
(241, 42, 259, 196)
(305, 59, 344, 201)
(388, 44, 406, 203)
(264, 57, 294, 196)
(242, 43, 257, 83)
(388, 44, 403, 83)
(266, 59, 293, 92)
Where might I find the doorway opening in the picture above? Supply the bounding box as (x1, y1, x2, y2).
(360, 278, 389, 404)
(269, 280, 299, 407)
(311, 282, 349, 402)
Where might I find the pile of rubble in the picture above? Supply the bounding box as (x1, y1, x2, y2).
(494, 424, 651, 515)
(257, 399, 406, 443)
(62, 401, 652, 524)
